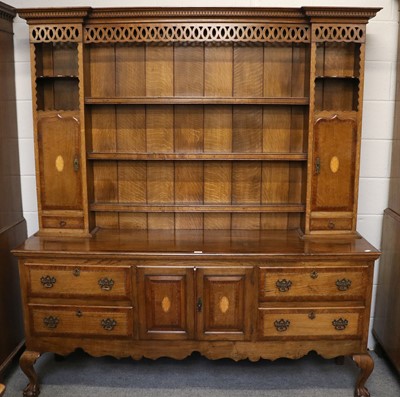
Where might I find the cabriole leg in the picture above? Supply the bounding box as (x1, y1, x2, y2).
(352, 353, 374, 397)
(20, 351, 41, 397)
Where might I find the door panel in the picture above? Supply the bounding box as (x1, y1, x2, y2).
(38, 115, 82, 210)
(137, 267, 194, 340)
(196, 267, 253, 340)
(311, 116, 357, 212)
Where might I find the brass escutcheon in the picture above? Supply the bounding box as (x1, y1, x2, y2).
(73, 268, 80, 277)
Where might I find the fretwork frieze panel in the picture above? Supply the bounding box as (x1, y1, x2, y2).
(30, 25, 82, 43)
(84, 24, 311, 43)
(312, 25, 365, 43)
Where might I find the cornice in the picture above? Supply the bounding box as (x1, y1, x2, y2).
(17, 7, 91, 24)
(16, 6, 382, 25)
(88, 7, 305, 20)
(0, 1, 16, 21)
(302, 7, 381, 22)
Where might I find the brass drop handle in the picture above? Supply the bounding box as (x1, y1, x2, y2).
(274, 319, 290, 332)
(328, 220, 335, 230)
(73, 156, 79, 172)
(336, 279, 352, 291)
(276, 279, 292, 292)
(41, 275, 56, 288)
(76, 310, 83, 317)
(98, 277, 114, 291)
(43, 316, 59, 329)
(308, 311, 316, 320)
(332, 318, 348, 331)
(197, 297, 203, 312)
(101, 318, 117, 331)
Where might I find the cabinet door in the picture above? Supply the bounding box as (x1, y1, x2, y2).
(137, 267, 194, 340)
(38, 115, 82, 210)
(311, 116, 357, 212)
(196, 267, 253, 341)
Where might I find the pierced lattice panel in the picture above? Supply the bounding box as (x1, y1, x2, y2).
(312, 25, 365, 43)
(84, 24, 310, 44)
(30, 25, 82, 43)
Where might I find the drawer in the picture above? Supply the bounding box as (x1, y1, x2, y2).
(42, 216, 84, 229)
(27, 263, 131, 300)
(29, 304, 133, 337)
(259, 266, 368, 301)
(310, 218, 352, 231)
(258, 307, 363, 339)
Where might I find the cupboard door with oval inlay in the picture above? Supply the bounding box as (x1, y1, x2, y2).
(38, 115, 82, 211)
(310, 115, 357, 232)
(196, 267, 253, 341)
(137, 267, 194, 340)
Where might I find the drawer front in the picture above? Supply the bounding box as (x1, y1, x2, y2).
(42, 216, 84, 229)
(29, 304, 132, 337)
(27, 264, 131, 300)
(310, 218, 352, 231)
(259, 266, 368, 301)
(258, 308, 362, 339)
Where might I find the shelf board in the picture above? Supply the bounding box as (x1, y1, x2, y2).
(90, 203, 306, 213)
(315, 75, 359, 80)
(85, 96, 309, 106)
(88, 152, 308, 161)
(36, 75, 79, 79)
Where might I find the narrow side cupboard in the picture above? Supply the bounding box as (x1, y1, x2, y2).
(12, 7, 381, 397)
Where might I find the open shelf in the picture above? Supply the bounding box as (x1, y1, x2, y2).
(90, 203, 306, 213)
(88, 152, 308, 161)
(85, 96, 309, 106)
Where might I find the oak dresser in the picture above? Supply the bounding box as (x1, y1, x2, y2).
(12, 6, 380, 397)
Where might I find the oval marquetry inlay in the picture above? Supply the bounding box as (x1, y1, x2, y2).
(55, 155, 64, 172)
(330, 156, 339, 173)
(161, 296, 171, 313)
(219, 296, 229, 313)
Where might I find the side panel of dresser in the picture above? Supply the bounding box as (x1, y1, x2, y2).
(0, 3, 27, 377)
(373, 210, 400, 373)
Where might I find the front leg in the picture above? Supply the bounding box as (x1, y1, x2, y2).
(352, 353, 374, 397)
(20, 351, 41, 397)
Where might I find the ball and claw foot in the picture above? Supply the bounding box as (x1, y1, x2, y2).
(353, 353, 374, 397)
(20, 350, 41, 397)
(23, 384, 40, 397)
